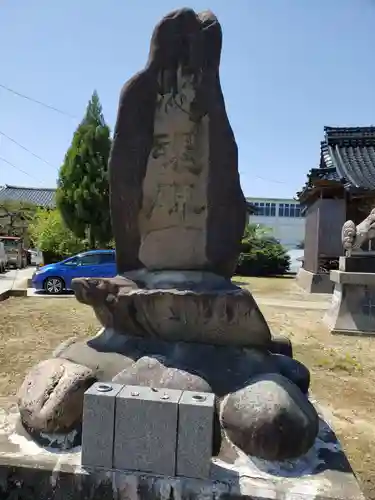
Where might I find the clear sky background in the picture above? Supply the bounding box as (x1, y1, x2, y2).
(1, 0, 375, 198)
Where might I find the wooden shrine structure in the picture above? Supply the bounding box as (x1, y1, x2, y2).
(297, 126, 375, 293)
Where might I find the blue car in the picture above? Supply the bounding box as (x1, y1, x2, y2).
(32, 250, 117, 294)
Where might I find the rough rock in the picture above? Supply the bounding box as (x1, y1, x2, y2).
(112, 356, 212, 393)
(108, 8, 246, 277)
(72, 277, 271, 347)
(221, 373, 319, 460)
(55, 330, 277, 396)
(270, 354, 310, 394)
(268, 334, 293, 358)
(18, 358, 96, 434)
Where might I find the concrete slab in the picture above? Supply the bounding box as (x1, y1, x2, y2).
(257, 297, 330, 310)
(0, 267, 35, 291)
(0, 404, 364, 499)
(296, 268, 334, 294)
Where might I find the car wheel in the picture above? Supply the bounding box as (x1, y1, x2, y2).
(44, 277, 64, 295)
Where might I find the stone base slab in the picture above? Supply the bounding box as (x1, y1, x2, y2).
(0, 406, 364, 500)
(330, 269, 375, 285)
(72, 275, 272, 348)
(296, 268, 334, 294)
(324, 271, 375, 335)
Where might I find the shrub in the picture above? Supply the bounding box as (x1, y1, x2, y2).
(236, 224, 290, 276)
(29, 209, 87, 263)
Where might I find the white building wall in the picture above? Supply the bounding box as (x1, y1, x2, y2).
(247, 198, 305, 250)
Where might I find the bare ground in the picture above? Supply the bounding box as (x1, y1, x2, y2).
(0, 278, 374, 498)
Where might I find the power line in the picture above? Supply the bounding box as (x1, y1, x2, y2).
(0, 82, 77, 119)
(0, 130, 57, 170)
(254, 175, 287, 185)
(0, 156, 41, 183)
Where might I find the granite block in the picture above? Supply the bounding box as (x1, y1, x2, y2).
(339, 255, 375, 273)
(81, 382, 123, 469)
(176, 391, 215, 479)
(113, 385, 182, 476)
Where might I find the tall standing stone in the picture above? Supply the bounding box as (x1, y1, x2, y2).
(109, 8, 246, 278)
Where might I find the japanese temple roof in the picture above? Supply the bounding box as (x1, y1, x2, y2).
(0, 185, 56, 208)
(297, 126, 375, 201)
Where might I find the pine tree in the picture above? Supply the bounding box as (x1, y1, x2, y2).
(56, 91, 112, 248)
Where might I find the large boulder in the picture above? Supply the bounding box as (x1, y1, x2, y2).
(108, 8, 246, 277)
(221, 373, 319, 460)
(18, 359, 95, 435)
(112, 356, 212, 393)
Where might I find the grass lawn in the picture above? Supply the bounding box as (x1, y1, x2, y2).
(0, 277, 374, 498)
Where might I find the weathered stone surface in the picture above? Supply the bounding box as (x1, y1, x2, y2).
(270, 353, 310, 394)
(221, 373, 319, 460)
(73, 277, 271, 347)
(0, 405, 365, 500)
(268, 334, 293, 358)
(109, 8, 246, 277)
(55, 329, 309, 397)
(112, 356, 212, 393)
(18, 358, 96, 435)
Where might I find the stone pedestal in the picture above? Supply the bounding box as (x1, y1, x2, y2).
(324, 269, 375, 335)
(296, 267, 334, 294)
(0, 407, 365, 500)
(339, 255, 375, 273)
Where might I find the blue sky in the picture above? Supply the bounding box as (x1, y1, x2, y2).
(1, 0, 375, 199)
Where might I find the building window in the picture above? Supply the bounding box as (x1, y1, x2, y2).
(252, 201, 303, 218)
(278, 203, 303, 218)
(253, 201, 276, 217)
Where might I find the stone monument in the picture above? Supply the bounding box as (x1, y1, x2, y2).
(324, 208, 375, 335)
(14, 8, 364, 500)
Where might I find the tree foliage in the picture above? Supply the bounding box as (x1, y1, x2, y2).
(236, 223, 290, 276)
(29, 208, 86, 260)
(56, 90, 112, 248)
(0, 200, 37, 243)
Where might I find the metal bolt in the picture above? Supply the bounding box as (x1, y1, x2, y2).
(97, 383, 113, 393)
(161, 393, 170, 400)
(131, 391, 140, 397)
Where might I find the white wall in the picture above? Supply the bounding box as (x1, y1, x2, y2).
(247, 198, 305, 249)
(249, 215, 305, 249)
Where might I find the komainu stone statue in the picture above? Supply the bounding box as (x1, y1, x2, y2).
(342, 208, 375, 256)
(17, 8, 319, 463)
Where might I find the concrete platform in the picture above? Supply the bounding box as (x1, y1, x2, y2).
(0, 404, 364, 499)
(324, 270, 375, 335)
(296, 268, 334, 294)
(0, 267, 35, 301)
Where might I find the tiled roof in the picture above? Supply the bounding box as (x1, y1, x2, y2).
(298, 126, 375, 200)
(0, 185, 56, 208)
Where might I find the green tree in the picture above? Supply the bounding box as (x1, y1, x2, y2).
(0, 200, 37, 244)
(56, 90, 112, 248)
(236, 223, 290, 276)
(29, 208, 86, 261)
